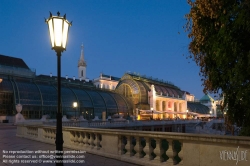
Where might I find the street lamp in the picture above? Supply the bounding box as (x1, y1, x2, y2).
(186, 109, 189, 119)
(151, 107, 153, 120)
(45, 11, 72, 165)
(209, 111, 213, 119)
(73, 102, 78, 121)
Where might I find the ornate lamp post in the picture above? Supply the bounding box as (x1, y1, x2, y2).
(45, 11, 72, 165)
(73, 102, 78, 121)
(186, 109, 189, 119)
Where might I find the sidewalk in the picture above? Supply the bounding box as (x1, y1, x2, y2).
(0, 124, 138, 166)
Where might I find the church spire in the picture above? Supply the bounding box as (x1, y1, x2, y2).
(78, 43, 86, 67)
(80, 43, 84, 60)
(78, 43, 87, 80)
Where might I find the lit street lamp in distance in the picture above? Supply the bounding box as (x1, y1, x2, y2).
(45, 11, 72, 166)
(73, 102, 78, 121)
(209, 110, 213, 118)
(151, 107, 153, 120)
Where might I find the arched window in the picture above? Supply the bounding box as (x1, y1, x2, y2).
(81, 70, 83, 77)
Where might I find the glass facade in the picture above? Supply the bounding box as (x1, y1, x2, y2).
(0, 77, 131, 119)
(116, 73, 184, 109)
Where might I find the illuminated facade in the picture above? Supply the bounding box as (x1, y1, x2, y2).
(116, 73, 190, 119)
(199, 94, 224, 117)
(93, 73, 120, 90)
(0, 52, 215, 122)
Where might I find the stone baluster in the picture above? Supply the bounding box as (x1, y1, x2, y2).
(153, 138, 163, 163)
(27, 127, 30, 135)
(94, 133, 101, 150)
(52, 129, 56, 140)
(46, 129, 49, 139)
(45, 129, 47, 138)
(143, 137, 153, 161)
(83, 133, 88, 148)
(166, 139, 176, 164)
(78, 132, 84, 146)
(51, 129, 54, 139)
(125, 136, 134, 157)
(54, 130, 56, 140)
(90, 133, 94, 149)
(87, 133, 91, 147)
(118, 135, 125, 155)
(134, 136, 142, 158)
(177, 141, 183, 165)
(43, 129, 47, 139)
(74, 131, 79, 145)
(70, 131, 75, 143)
(49, 129, 52, 139)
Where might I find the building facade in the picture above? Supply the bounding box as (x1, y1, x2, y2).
(115, 73, 189, 119)
(93, 73, 120, 90)
(1, 52, 218, 121)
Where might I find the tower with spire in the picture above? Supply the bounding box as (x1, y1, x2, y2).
(78, 44, 87, 80)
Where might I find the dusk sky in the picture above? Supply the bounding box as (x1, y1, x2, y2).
(0, 0, 205, 99)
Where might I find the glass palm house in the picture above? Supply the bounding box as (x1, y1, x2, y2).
(0, 54, 131, 120)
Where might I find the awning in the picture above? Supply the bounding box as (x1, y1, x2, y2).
(187, 111, 198, 115)
(139, 110, 163, 114)
(164, 111, 186, 114)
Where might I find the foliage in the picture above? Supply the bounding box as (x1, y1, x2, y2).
(185, 0, 250, 136)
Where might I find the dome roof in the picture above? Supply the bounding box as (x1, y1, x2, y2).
(200, 94, 214, 102)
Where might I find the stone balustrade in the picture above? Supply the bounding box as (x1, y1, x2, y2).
(16, 124, 250, 166)
(42, 119, 199, 128)
(27, 126, 38, 137)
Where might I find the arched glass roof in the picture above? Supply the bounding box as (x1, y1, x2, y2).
(117, 73, 184, 106)
(37, 83, 57, 106)
(0, 78, 131, 119)
(187, 102, 209, 114)
(154, 84, 183, 97)
(15, 81, 41, 105)
(84, 90, 106, 108)
(116, 79, 148, 105)
(71, 88, 93, 107)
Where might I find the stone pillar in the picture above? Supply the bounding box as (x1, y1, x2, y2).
(159, 100, 162, 111)
(151, 85, 156, 110)
(166, 101, 168, 111)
